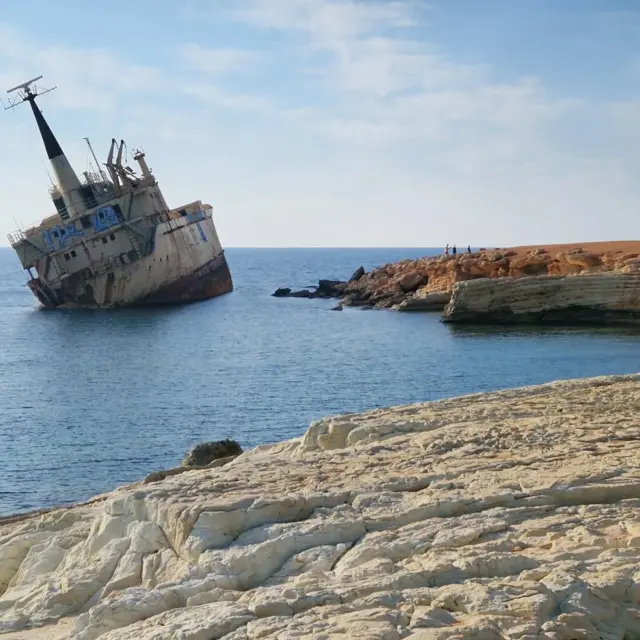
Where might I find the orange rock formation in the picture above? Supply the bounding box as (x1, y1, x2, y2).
(342, 241, 640, 309)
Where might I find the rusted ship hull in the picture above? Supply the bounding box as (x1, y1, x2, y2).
(29, 253, 233, 309)
(131, 253, 233, 306)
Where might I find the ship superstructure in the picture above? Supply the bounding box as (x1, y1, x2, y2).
(5, 76, 233, 308)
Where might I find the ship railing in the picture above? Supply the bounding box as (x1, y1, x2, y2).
(7, 230, 26, 246)
(8, 213, 59, 242)
(81, 171, 103, 186)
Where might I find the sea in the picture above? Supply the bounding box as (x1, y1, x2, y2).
(1, 246, 639, 516)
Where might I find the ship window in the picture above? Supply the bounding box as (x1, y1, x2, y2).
(179, 209, 187, 217)
(98, 211, 104, 219)
(80, 216, 92, 230)
(64, 253, 70, 260)
(102, 237, 108, 244)
(109, 233, 116, 241)
(149, 192, 154, 199)
(70, 250, 77, 258)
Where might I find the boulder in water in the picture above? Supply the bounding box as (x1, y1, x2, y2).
(318, 279, 345, 295)
(181, 439, 243, 468)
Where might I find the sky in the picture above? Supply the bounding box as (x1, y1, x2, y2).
(0, 0, 638, 247)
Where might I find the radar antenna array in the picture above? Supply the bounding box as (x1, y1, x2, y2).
(2, 75, 57, 110)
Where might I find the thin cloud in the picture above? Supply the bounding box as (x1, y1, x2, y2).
(182, 84, 271, 110)
(227, 0, 418, 41)
(0, 23, 163, 111)
(178, 43, 260, 74)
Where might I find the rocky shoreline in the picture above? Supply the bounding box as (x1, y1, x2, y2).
(273, 243, 640, 325)
(273, 244, 640, 306)
(1, 374, 640, 638)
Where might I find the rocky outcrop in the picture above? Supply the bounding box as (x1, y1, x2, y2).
(273, 246, 640, 311)
(2, 374, 640, 638)
(271, 280, 347, 301)
(181, 440, 243, 468)
(141, 441, 243, 485)
(395, 291, 452, 311)
(443, 273, 640, 325)
(349, 266, 365, 282)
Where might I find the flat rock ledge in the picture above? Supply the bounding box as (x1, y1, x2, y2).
(443, 273, 640, 325)
(2, 374, 640, 639)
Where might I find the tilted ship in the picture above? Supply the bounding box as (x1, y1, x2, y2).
(5, 76, 233, 308)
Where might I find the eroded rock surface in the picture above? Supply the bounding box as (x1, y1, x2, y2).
(443, 273, 640, 325)
(1, 374, 640, 638)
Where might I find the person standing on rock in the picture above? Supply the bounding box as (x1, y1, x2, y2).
(452, 245, 457, 255)
(467, 245, 471, 254)
(445, 244, 449, 256)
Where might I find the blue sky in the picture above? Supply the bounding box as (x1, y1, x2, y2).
(0, 0, 638, 247)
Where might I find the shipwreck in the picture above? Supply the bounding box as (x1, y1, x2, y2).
(5, 76, 233, 308)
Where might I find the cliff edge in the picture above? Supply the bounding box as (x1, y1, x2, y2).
(443, 273, 640, 325)
(1, 374, 640, 639)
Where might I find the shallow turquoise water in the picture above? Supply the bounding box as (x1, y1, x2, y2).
(1, 246, 639, 514)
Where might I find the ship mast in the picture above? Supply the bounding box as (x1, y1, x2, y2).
(4, 75, 85, 220)
(84, 136, 108, 184)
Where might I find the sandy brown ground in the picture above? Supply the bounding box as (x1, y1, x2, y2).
(503, 240, 640, 256)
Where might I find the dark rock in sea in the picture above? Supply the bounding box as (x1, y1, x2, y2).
(272, 283, 346, 299)
(331, 304, 343, 311)
(273, 278, 349, 301)
(181, 439, 243, 468)
(318, 279, 344, 294)
(349, 266, 365, 282)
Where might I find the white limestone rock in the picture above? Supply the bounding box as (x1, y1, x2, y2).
(442, 272, 640, 324)
(0, 374, 639, 638)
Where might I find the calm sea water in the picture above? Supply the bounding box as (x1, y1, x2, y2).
(1, 246, 639, 515)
